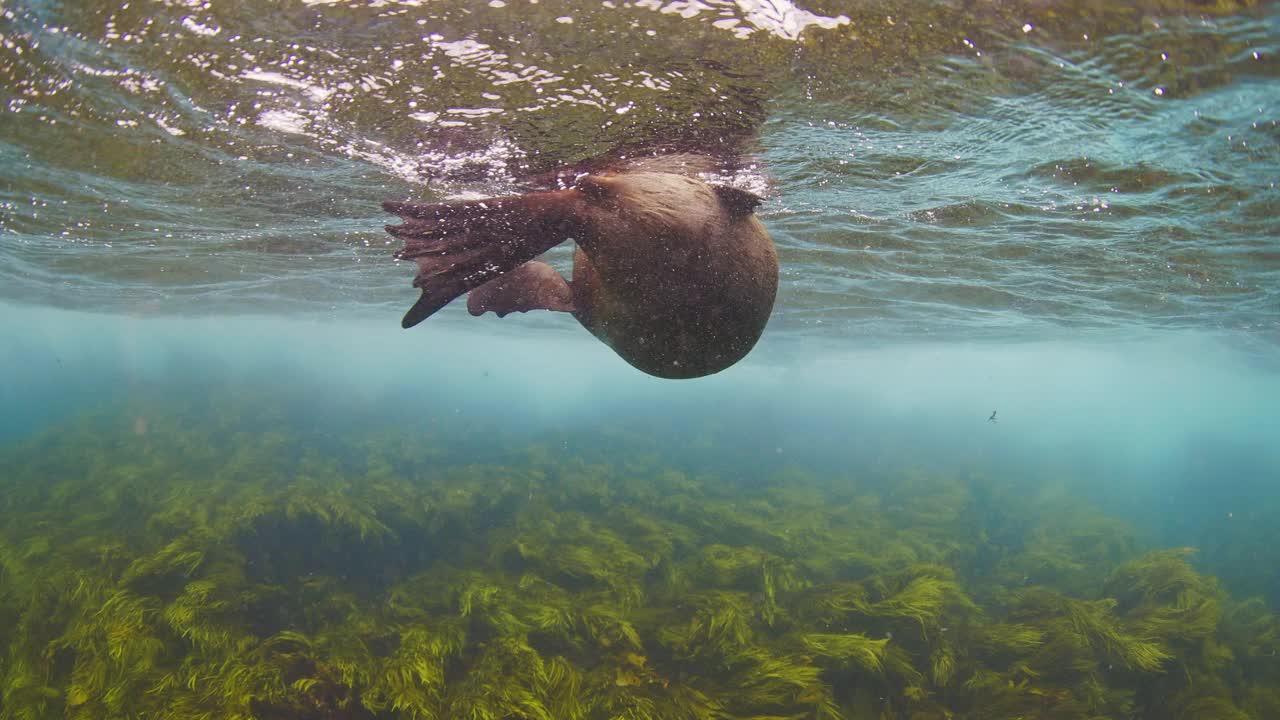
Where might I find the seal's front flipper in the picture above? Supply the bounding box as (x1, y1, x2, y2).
(467, 261, 575, 318)
(383, 190, 584, 328)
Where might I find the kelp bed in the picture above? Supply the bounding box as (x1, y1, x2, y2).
(1, 396, 1278, 720)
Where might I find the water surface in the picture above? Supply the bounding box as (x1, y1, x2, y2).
(2, 0, 1275, 341)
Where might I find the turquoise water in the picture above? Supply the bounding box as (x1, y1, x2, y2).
(2, 1, 1280, 718)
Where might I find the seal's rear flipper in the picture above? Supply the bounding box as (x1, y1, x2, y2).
(467, 261, 575, 318)
(383, 191, 584, 328)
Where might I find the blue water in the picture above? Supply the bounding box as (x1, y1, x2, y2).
(2, 0, 1280, 717)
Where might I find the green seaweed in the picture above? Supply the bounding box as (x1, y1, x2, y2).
(0, 394, 1277, 720)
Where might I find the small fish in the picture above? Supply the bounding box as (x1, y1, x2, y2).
(988, 410, 997, 423)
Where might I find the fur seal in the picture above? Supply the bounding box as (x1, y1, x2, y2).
(383, 160, 778, 379)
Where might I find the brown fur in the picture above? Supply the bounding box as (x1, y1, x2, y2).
(385, 166, 777, 379)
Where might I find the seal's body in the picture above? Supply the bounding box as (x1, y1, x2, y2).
(384, 166, 777, 379)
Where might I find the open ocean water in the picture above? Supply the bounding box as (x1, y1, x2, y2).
(2, 1, 1279, 718)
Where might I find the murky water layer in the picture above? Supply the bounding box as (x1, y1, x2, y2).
(0, 0, 1276, 342)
